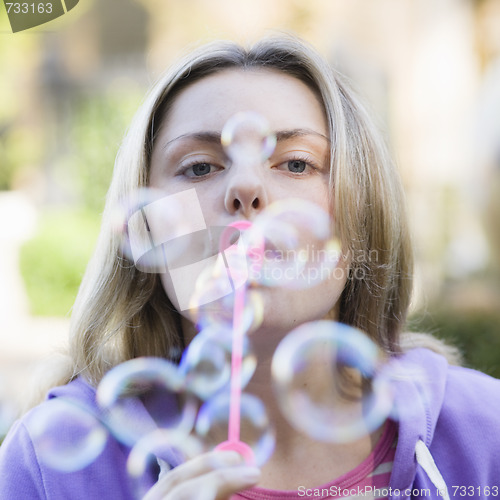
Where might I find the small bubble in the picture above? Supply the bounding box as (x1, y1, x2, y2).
(195, 392, 275, 466)
(221, 111, 276, 165)
(179, 324, 257, 400)
(97, 358, 197, 447)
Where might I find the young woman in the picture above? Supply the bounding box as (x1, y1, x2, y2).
(1, 35, 499, 500)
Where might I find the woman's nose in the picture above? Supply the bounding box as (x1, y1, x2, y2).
(223, 167, 268, 218)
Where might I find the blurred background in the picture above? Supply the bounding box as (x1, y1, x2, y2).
(1, 0, 499, 435)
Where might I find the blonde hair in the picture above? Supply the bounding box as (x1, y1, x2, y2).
(64, 35, 415, 388)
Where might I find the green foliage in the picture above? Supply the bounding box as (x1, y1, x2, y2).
(19, 209, 101, 316)
(410, 310, 500, 379)
(66, 89, 141, 212)
(15, 87, 141, 315)
(0, 127, 43, 190)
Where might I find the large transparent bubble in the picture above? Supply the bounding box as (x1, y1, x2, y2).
(96, 358, 197, 447)
(271, 321, 394, 443)
(29, 398, 108, 472)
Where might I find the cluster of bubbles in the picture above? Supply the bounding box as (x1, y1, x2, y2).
(29, 112, 430, 498)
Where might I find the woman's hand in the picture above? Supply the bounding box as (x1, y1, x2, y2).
(143, 450, 261, 500)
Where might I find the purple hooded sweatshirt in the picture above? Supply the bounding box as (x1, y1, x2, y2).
(0, 348, 499, 499)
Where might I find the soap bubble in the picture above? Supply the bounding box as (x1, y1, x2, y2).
(127, 429, 203, 499)
(167, 223, 262, 313)
(179, 324, 257, 399)
(29, 398, 108, 472)
(187, 221, 264, 332)
(113, 187, 204, 273)
(195, 392, 275, 466)
(186, 220, 263, 333)
(272, 321, 393, 443)
(221, 111, 276, 165)
(178, 226, 248, 314)
(247, 199, 342, 289)
(189, 221, 264, 331)
(97, 358, 197, 447)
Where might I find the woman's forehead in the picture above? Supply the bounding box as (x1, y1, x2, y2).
(156, 68, 328, 146)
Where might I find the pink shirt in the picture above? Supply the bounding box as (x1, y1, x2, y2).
(234, 420, 397, 500)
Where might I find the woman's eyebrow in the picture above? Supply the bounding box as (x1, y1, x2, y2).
(162, 128, 330, 152)
(275, 128, 330, 143)
(162, 131, 221, 152)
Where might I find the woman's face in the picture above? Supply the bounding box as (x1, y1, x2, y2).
(149, 68, 347, 343)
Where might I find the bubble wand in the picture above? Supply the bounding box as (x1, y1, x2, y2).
(214, 220, 260, 464)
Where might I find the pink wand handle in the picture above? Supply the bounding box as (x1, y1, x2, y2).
(215, 221, 259, 464)
(228, 284, 245, 442)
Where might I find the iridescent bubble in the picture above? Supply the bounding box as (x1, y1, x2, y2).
(96, 358, 197, 446)
(221, 111, 276, 165)
(195, 392, 275, 466)
(271, 321, 393, 443)
(113, 187, 204, 273)
(187, 226, 264, 332)
(183, 219, 264, 328)
(127, 429, 203, 499)
(29, 398, 108, 472)
(248, 199, 342, 290)
(179, 324, 257, 400)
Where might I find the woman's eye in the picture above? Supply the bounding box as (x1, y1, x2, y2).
(188, 163, 213, 177)
(180, 159, 225, 179)
(287, 160, 307, 173)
